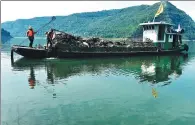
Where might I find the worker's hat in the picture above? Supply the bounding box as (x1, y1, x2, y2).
(29, 26, 32, 29)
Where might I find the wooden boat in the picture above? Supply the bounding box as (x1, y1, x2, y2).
(11, 45, 58, 60)
(11, 44, 187, 59)
(11, 45, 48, 58)
(11, 21, 189, 59)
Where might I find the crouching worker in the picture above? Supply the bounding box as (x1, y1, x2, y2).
(45, 29, 54, 49)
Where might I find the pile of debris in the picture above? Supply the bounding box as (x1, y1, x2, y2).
(52, 29, 156, 51)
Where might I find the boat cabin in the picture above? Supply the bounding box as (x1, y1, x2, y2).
(139, 21, 184, 50)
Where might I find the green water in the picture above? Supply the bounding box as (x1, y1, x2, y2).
(1, 38, 195, 125)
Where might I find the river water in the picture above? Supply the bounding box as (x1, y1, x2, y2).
(1, 38, 195, 125)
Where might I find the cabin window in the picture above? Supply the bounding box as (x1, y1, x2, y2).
(144, 25, 154, 30)
(167, 27, 171, 33)
(158, 25, 165, 40)
(144, 26, 148, 30)
(151, 25, 154, 30)
(143, 26, 146, 30)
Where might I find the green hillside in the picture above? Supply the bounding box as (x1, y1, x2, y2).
(1, 1, 195, 39)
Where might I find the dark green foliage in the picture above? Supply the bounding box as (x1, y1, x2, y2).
(1, 1, 195, 39)
(1, 28, 12, 37)
(1, 28, 13, 43)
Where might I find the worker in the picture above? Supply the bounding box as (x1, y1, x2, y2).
(45, 29, 54, 49)
(28, 67, 36, 89)
(26, 26, 36, 48)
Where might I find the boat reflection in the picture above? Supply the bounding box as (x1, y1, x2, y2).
(137, 56, 183, 85)
(152, 88, 158, 98)
(11, 54, 190, 88)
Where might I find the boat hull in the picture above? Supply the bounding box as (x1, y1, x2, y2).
(11, 45, 48, 58)
(56, 49, 185, 58)
(11, 45, 187, 59)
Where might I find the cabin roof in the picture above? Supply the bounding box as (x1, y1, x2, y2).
(139, 22, 174, 26)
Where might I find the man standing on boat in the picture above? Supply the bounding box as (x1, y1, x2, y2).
(26, 26, 36, 48)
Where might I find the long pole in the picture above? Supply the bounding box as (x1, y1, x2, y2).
(18, 16, 56, 46)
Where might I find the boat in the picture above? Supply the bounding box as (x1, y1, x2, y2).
(11, 20, 189, 59)
(11, 45, 55, 59)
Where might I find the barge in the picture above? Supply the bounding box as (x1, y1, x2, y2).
(11, 21, 189, 59)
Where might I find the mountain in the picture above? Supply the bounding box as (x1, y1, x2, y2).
(1, 1, 195, 39)
(1, 28, 13, 43)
